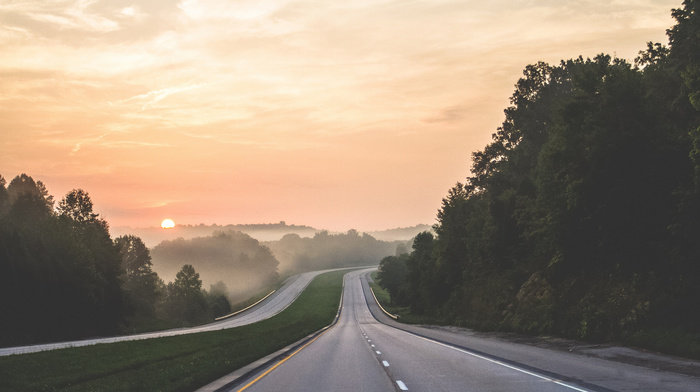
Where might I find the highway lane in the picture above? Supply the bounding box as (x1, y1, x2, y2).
(231, 269, 700, 392)
(360, 273, 700, 392)
(233, 269, 396, 392)
(237, 269, 586, 392)
(0, 268, 348, 357)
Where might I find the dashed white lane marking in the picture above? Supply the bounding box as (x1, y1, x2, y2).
(376, 351, 381, 355)
(396, 380, 408, 390)
(382, 360, 390, 367)
(371, 344, 375, 347)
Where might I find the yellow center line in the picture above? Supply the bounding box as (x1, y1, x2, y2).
(235, 325, 334, 392)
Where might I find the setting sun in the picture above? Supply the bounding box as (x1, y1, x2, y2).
(161, 219, 175, 229)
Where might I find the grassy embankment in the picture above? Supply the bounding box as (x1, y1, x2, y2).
(0, 270, 345, 392)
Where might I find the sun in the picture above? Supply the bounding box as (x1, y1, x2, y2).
(161, 219, 175, 229)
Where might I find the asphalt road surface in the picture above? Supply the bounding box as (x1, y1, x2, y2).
(230, 269, 700, 392)
(0, 268, 344, 356)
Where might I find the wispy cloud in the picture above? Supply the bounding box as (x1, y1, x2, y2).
(0, 0, 681, 230)
(71, 131, 111, 154)
(113, 83, 208, 111)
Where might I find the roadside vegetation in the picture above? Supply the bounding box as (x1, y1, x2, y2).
(0, 174, 283, 346)
(0, 171, 396, 347)
(377, 1, 700, 360)
(368, 272, 428, 324)
(0, 270, 345, 392)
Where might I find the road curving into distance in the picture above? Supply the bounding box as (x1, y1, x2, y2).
(219, 269, 700, 392)
(0, 267, 362, 357)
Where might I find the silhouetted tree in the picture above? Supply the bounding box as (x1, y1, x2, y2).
(0, 177, 125, 345)
(164, 264, 207, 325)
(377, 254, 408, 305)
(115, 235, 162, 320)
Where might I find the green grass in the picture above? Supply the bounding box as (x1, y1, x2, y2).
(0, 270, 345, 392)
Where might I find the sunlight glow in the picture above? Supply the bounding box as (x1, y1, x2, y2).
(161, 219, 175, 229)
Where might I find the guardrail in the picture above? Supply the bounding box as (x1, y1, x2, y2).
(214, 290, 277, 321)
(369, 287, 399, 320)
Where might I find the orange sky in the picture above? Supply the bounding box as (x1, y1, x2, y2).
(0, 0, 680, 232)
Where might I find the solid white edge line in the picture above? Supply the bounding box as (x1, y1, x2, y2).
(396, 380, 408, 390)
(413, 335, 590, 392)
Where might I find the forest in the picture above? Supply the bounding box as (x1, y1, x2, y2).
(378, 0, 700, 350)
(0, 173, 401, 347)
(0, 174, 235, 346)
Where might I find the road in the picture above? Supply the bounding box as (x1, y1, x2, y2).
(0, 268, 344, 357)
(230, 269, 700, 392)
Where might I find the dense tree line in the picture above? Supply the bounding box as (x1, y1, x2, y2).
(266, 229, 400, 273)
(0, 175, 233, 346)
(379, 1, 700, 343)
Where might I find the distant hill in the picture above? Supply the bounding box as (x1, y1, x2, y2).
(366, 224, 434, 242)
(150, 231, 279, 301)
(112, 221, 319, 247)
(112, 222, 431, 248)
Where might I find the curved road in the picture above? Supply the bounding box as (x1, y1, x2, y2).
(0, 268, 345, 357)
(229, 269, 700, 392)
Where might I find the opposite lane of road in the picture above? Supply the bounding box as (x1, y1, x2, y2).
(0, 268, 351, 357)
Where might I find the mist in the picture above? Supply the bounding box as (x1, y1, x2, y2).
(265, 229, 404, 273)
(150, 231, 279, 302)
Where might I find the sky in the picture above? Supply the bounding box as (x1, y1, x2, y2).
(0, 0, 681, 232)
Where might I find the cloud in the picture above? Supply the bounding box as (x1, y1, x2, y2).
(0, 0, 682, 230)
(113, 83, 208, 111)
(423, 105, 470, 124)
(71, 131, 111, 154)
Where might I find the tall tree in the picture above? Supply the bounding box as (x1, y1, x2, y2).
(377, 254, 408, 305)
(165, 264, 207, 325)
(115, 235, 162, 320)
(0, 175, 10, 215)
(57, 189, 99, 224)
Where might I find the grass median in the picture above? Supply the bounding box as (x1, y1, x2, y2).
(0, 270, 346, 392)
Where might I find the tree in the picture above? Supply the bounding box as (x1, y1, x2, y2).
(57, 188, 123, 332)
(0, 175, 9, 215)
(206, 281, 231, 318)
(173, 264, 203, 294)
(115, 235, 161, 320)
(0, 177, 124, 345)
(6, 174, 54, 211)
(165, 264, 207, 325)
(5, 174, 54, 228)
(57, 189, 99, 224)
(377, 254, 408, 305)
(116, 235, 155, 276)
(405, 231, 435, 312)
